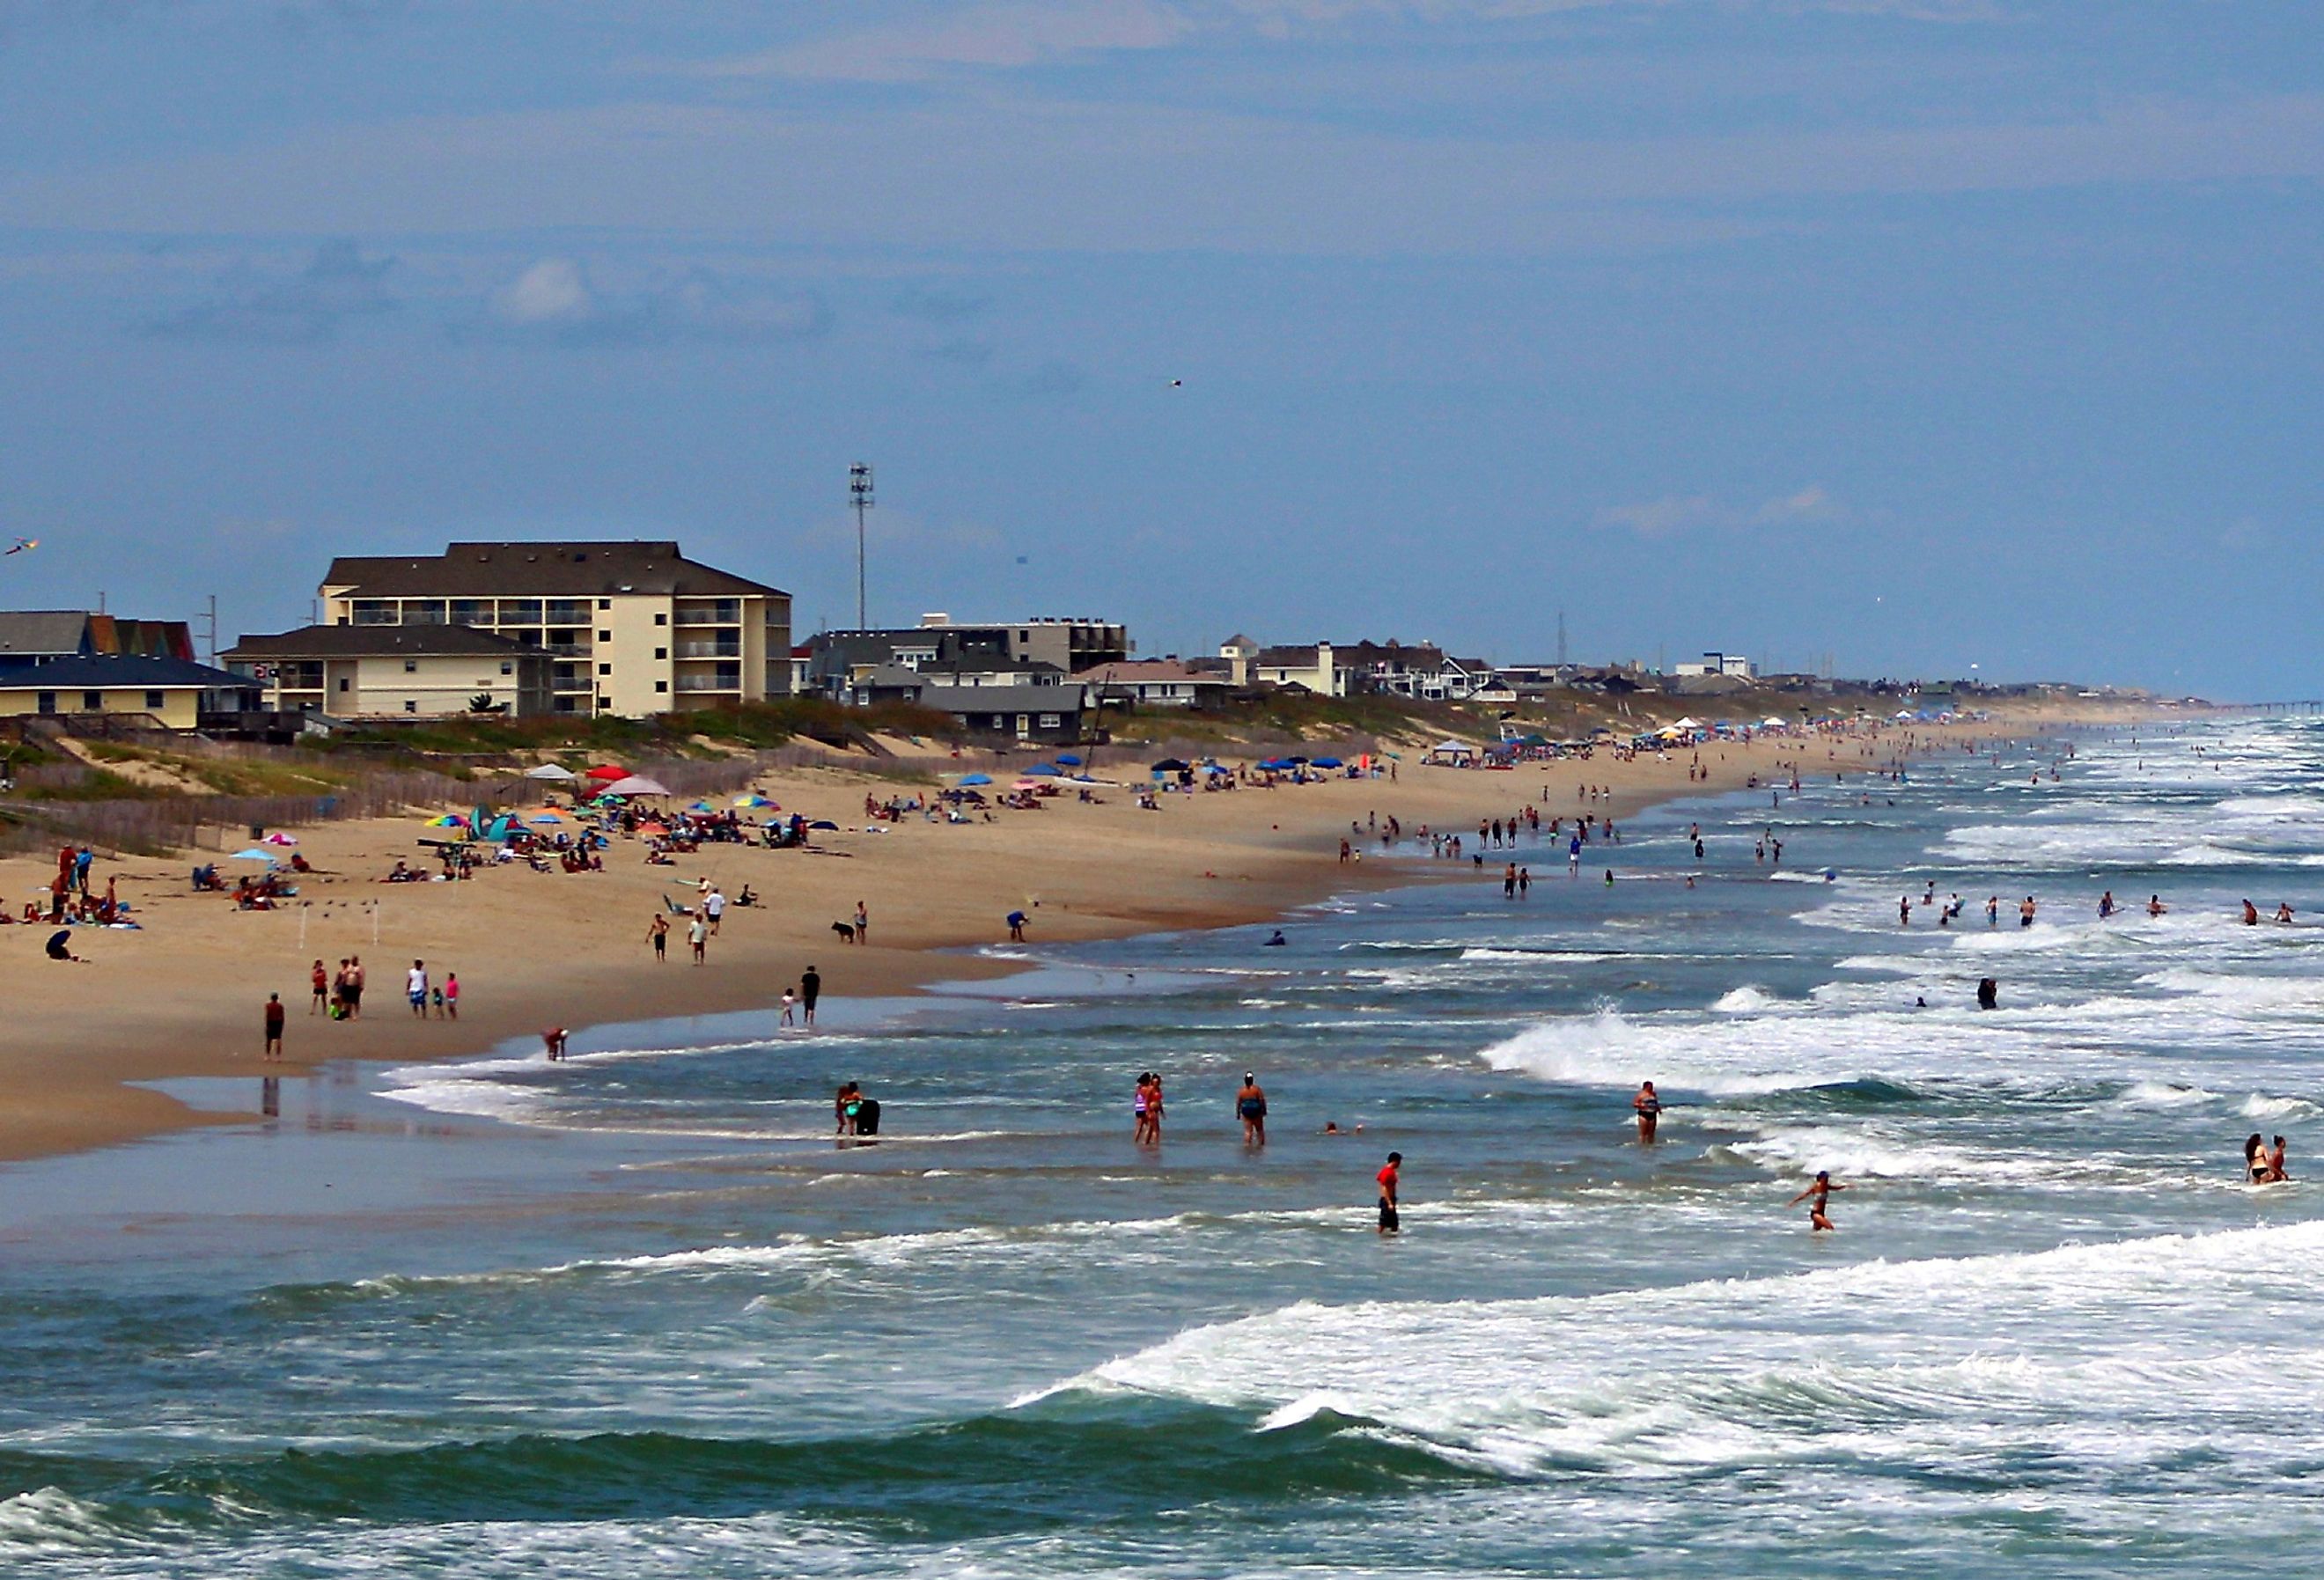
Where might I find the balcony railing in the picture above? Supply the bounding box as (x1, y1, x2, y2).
(673, 675, 743, 693)
(675, 641, 740, 658)
(672, 611, 739, 627)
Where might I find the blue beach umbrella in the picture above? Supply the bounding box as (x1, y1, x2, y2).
(1054, 753, 1083, 766)
(1311, 756, 1343, 769)
(957, 773, 993, 786)
(1025, 764, 1062, 777)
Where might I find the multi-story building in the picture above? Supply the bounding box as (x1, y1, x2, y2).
(808, 614, 1129, 696)
(220, 626, 555, 718)
(318, 540, 790, 717)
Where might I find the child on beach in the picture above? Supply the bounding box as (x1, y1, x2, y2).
(780, 987, 798, 1026)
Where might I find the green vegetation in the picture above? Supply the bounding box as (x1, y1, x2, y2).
(316, 697, 962, 761)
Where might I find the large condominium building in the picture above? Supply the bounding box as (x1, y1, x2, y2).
(319, 541, 791, 717)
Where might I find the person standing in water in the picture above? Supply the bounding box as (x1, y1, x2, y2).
(1376, 1151, 1402, 1235)
(1237, 1072, 1268, 1146)
(1789, 1170, 1849, 1231)
(799, 964, 821, 1027)
(1633, 1081, 1662, 1143)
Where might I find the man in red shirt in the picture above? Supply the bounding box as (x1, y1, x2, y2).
(262, 993, 285, 1062)
(1376, 1151, 1401, 1236)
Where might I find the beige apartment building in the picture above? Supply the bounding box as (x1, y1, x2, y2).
(220, 626, 554, 718)
(318, 541, 791, 717)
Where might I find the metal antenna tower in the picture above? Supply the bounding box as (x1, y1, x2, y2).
(849, 463, 874, 628)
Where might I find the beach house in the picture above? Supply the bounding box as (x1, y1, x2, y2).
(0, 654, 260, 730)
(220, 625, 555, 719)
(317, 540, 791, 717)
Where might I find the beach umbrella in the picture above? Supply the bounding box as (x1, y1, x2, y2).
(732, 793, 776, 809)
(636, 820, 671, 836)
(1151, 758, 1188, 772)
(1202, 763, 1231, 775)
(228, 847, 275, 861)
(525, 764, 578, 782)
(425, 814, 467, 828)
(688, 798, 715, 812)
(808, 819, 839, 831)
(1055, 753, 1083, 765)
(528, 813, 564, 825)
(957, 773, 993, 786)
(1025, 764, 1062, 777)
(1311, 756, 1343, 769)
(261, 832, 298, 846)
(604, 775, 673, 797)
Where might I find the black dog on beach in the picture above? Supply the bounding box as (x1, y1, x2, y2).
(831, 921, 858, 944)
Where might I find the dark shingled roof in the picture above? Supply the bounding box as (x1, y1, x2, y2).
(222, 625, 540, 660)
(0, 653, 252, 689)
(323, 541, 787, 600)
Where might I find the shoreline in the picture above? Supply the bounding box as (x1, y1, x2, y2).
(0, 709, 2158, 1166)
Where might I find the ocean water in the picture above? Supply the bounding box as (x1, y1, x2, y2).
(6, 717, 2324, 1576)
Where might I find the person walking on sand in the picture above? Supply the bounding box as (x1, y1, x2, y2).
(800, 965, 821, 1027)
(309, 959, 327, 1016)
(347, 956, 364, 1019)
(647, 912, 669, 962)
(688, 908, 709, 964)
(541, 1026, 568, 1061)
(1377, 1151, 1402, 1235)
(1633, 1081, 1662, 1143)
(704, 885, 725, 936)
(1789, 1170, 1849, 1231)
(855, 900, 869, 944)
(407, 959, 429, 1017)
(263, 992, 285, 1061)
(1237, 1072, 1269, 1147)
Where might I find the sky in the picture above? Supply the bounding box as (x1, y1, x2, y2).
(0, 1, 2316, 699)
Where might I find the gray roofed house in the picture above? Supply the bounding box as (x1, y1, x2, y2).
(221, 624, 555, 719)
(0, 611, 107, 661)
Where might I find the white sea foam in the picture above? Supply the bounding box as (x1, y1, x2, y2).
(1066, 1221, 2324, 1477)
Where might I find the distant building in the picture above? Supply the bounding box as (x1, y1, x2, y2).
(1250, 639, 1497, 701)
(221, 625, 555, 718)
(0, 611, 196, 666)
(1672, 651, 1758, 680)
(1216, 634, 1261, 687)
(0, 654, 259, 730)
(912, 683, 1092, 746)
(1075, 660, 1236, 710)
(319, 540, 791, 717)
(807, 615, 1129, 698)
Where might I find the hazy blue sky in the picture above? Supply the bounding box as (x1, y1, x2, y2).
(0, 1, 2316, 697)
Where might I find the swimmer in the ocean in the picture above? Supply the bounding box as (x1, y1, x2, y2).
(1788, 1170, 1849, 1231)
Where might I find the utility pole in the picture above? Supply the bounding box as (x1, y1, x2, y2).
(1555, 608, 1567, 667)
(849, 463, 874, 629)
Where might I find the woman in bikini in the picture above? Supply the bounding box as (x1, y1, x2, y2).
(1788, 1170, 1849, 1231)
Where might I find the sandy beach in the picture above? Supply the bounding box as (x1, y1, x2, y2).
(0, 711, 2144, 1162)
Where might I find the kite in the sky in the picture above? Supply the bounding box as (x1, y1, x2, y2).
(4, 538, 36, 555)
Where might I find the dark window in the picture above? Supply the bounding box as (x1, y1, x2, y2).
(653, 680, 668, 694)
(144, 691, 165, 709)
(598, 599, 611, 610)
(653, 613, 667, 626)
(653, 647, 666, 660)
(598, 663, 612, 676)
(403, 659, 418, 673)
(338, 678, 351, 692)
(404, 700, 417, 713)
(84, 691, 103, 710)
(499, 661, 513, 676)
(599, 629, 613, 642)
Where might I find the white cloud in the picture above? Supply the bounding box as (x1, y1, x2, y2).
(474, 257, 832, 346)
(491, 257, 594, 325)
(711, 0, 1195, 83)
(1599, 484, 1852, 536)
